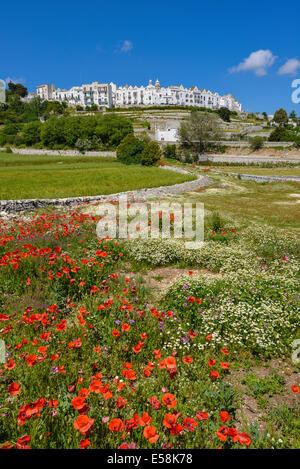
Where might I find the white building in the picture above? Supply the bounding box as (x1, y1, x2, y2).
(36, 79, 242, 112)
(36, 84, 55, 101)
(53, 82, 113, 108)
(155, 127, 178, 142)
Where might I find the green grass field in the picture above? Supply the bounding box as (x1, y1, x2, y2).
(0, 153, 195, 200)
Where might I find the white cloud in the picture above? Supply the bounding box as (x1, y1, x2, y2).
(278, 58, 300, 75)
(229, 49, 277, 76)
(120, 40, 133, 53)
(5, 76, 26, 85)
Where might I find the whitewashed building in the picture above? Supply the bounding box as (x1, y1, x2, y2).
(155, 127, 178, 142)
(36, 84, 55, 101)
(36, 79, 242, 112)
(52, 82, 113, 108)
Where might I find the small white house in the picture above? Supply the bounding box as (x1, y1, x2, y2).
(155, 127, 178, 143)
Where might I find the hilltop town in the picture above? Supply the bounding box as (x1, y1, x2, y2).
(35, 79, 242, 112)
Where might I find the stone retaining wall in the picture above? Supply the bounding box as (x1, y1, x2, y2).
(211, 169, 300, 183)
(0, 148, 116, 157)
(0, 166, 212, 214)
(198, 155, 300, 164)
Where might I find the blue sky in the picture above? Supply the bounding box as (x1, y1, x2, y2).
(1, 0, 300, 113)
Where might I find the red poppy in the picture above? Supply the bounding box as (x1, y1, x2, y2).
(162, 393, 177, 409)
(79, 438, 90, 449)
(143, 426, 159, 443)
(8, 382, 21, 396)
(183, 356, 193, 364)
(109, 418, 124, 432)
(74, 415, 94, 434)
(220, 411, 231, 423)
(238, 432, 251, 447)
(195, 411, 208, 421)
(163, 413, 177, 429)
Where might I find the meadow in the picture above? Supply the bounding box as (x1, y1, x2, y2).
(0, 165, 299, 450)
(0, 153, 195, 200)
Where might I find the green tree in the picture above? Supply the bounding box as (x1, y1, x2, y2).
(116, 134, 146, 164)
(249, 136, 264, 150)
(273, 108, 288, 127)
(164, 144, 177, 159)
(140, 141, 161, 166)
(22, 121, 42, 145)
(289, 110, 297, 119)
(178, 110, 223, 155)
(218, 107, 231, 122)
(268, 127, 293, 142)
(7, 81, 28, 98)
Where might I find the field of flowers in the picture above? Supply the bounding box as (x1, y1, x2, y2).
(0, 199, 299, 449)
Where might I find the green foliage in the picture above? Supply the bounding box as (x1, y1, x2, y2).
(249, 136, 265, 150)
(210, 211, 223, 232)
(178, 110, 223, 155)
(218, 107, 231, 122)
(140, 141, 161, 166)
(7, 81, 28, 97)
(242, 373, 286, 397)
(268, 127, 294, 142)
(273, 108, 289, 127)
(39, 114, 133, 149)
(164, 144, 177, 159)
(116, 134, 146, 164)
(22, 121, 42, 145)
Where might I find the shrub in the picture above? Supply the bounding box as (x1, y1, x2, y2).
(140, 141, 161, 166)
(249, 136, 265, 150)
(268, 127, 294, 142)
(116, 134, 146, 164)
(22, 121, 42, 146)
(164, 144, 177, 159)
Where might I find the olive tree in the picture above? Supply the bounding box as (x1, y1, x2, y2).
(178, 110, 223, 156)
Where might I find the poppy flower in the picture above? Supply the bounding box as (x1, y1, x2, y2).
(170, 424, 183, 435)
(143, 426, 159, 443)
(220, 361, 231, 369)
(79, 438, 90, 449)
(140, 412, 152, 427)
(72, 397, 86, 410)
(220, 411, 231, 423)
(216, 425, 228, 442)
(162, 393, 177, 409)
(163, 413, 177, 429)
(74, 415, 94, 434)
(227, 427, 239, 442)
(109, 418, 124, 432)
(115, 397, 127, 409)
(165, 356, 177, 370)
(8, 382, 21, 396)
(183, 356, 193, 364)
(210, 370, 220, 380)
(16, 435, 31, 449)
(291, 385, 299, 394)
(238, 432, 251, 447)
(183, 417, 198, 432)
(195, 411, 208, 421)
(207, 359, 216, 367)
(26, 355, 37, 367)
